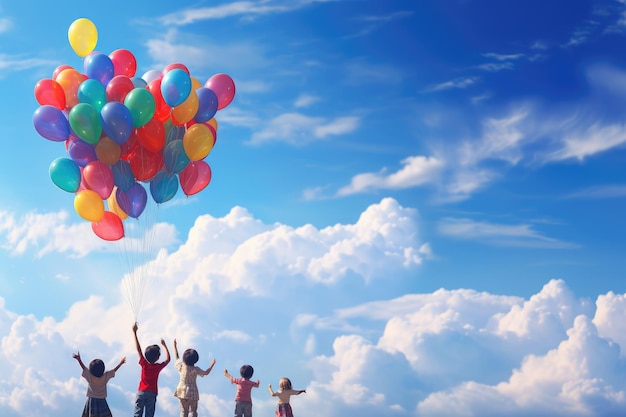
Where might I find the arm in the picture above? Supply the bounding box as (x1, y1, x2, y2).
(202, 358, 216, 375)
(72, 351, 87, 371)
(268, 384, 277, 397)
(223, 369, 233, 381)
(132, 323, 145, 361)
(173, 339, 179, 361)
(295, 389, 306, 395)
(112, 357, 126, 372)
(161, 339, 171, 365)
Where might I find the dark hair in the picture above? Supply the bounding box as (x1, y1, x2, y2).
(89, 359, 105, 377)
(145, 344, 161, 363)
(183, 349, 199, 366)
(240, 364, 254, 379)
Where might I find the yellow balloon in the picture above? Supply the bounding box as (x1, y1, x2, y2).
(183, 123, 215, 161)
(172, 90, 199, 125)
(68, 18, 98, 57)
(74, 189, 104, 222)
(107, 188, 128, 220)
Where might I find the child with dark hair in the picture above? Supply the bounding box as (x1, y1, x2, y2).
(268, 377, 306, 417)
(172, 339, 217, 417)
(224, 365, 260, 417)
(72, 351, 126, 417)
(132, 323, 171, 417)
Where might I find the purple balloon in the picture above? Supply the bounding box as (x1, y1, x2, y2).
(84, 53, 115, 87)
(67, 136, 97, 167)
(33, 105, 70, 142)
(194, 87, 218, 123)
(101, 101, 133, 144)
(116, 182, 147, 218)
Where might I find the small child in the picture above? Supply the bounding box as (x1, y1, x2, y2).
(132, 323, 171, 417)
(173, 338, 216, 417)
(268, 378, 306, 417)
(72, 351, 126, 417)
(223, 365, 260, 417)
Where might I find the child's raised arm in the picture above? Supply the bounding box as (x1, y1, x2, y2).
(203, 358, 216, 374)
(132, 323, 145, 361)
(268, 384, 276, 396)
(161, 339, 171, 365)
(173, 339, 180, 361)
(112, 357, 126, 372)
(72, 351, 86, 370)
(223, 369, 233, 380)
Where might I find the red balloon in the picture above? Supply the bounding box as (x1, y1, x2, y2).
(179, 160, 212, 196)
(204, 73, 235, 110)
(92, 211, 124, 241)
(120, 130, 139, 159)
(109, 49, 137, 78)
(163, 62, 189, 75)
(127, 145, 163, 181)
(147, 79, 171, 122)
(83, 161, 115, 199)
(137, 118, 165, 153)
(106, 75, 135, 103)
(34, 79, 66, 109)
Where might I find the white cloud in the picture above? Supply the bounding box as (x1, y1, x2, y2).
(546, 123, 626, 162)
(423, 77, 480, 93)
(294, 94, 321, 108)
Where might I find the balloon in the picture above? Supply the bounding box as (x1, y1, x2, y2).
(33, 105, 70, 142)
(83, 160, 114, 199)
(107, 189, 129, 220)
(161, 68, 191, 107)
(163, 62, 190, 75)
(111, 159, 135, 192)
(149, 171, 179, 203)
(205, 73, 235, 110)
(146, 79, 170, 122)
(172, 90, 198, 126)
(67, 136, 97, 167)
(127, 145, 163, 181)
(74, 189, 104, 222)
(52, 64, 72, 80)
(106, 75, 134, 102)
(109, 49, 137, 78)
(49, 157, 81, 192)
(163, 139, 190, 174)
(34, 79, 66, 109)
(179, 160, 212, 196)
(130, 77, 147, 88)
(95, 136, 121, 165)
(115, 182, 147, 218)
(194, 87, 218, 123)
(84, 52, 114, 86)
(124, 88, 156, 127)
(137, 117, 165, 152)
(92, 211, 124, 241)
(183, 122, 215, 161)
(101, 101, 133, 144)
(190, 77, 202, 91)
(207, 117, 218, 131)
(77, 78, 106, 111)
(142, 69, 162, 84)
(56, 68, 85, 109)
(165, 123, 185, 146)
(68, 103, 102, 144)
(68, 18, 98, 57)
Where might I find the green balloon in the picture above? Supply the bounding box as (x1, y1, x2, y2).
(69, 103, 102, 144)
(49, 157, 81, 193)
(124, 88, 156, 128)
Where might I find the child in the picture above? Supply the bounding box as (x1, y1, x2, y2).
(132, 323, 171, 417)
(72, 351, 126, 417)
(268, 378, 306, 417)
(172, 338, 217, 417)
(223, 365, 260, 417)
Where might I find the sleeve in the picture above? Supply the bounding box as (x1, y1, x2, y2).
(253, 380, 260, 387)
(175, 362, 183, 372)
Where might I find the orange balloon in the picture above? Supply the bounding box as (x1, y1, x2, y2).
(95, 136, 121, 165)
(191, 76, 202, 91)
(183, 123, 215, 161)
(172, 90, 199, 125)
(56, 68, 85, 109)
(74, 189, 104, 222)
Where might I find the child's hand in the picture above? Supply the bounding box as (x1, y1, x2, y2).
(160, 338, 166, 346)
(210, 358, 216, 367)
(72, 352, 80, 360)
(132, 323, 138, 332)
(268, 384, 272, 388)
(121, 357, 127, 364)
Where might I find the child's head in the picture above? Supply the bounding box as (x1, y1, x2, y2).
(145, 344, 161, 363)
(240, 364, 254, 379)
(279, 377, 292, 391)
(89, 359, 105, 377)
(183, 348, 199, 366)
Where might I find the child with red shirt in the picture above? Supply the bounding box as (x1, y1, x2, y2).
(132, 323, 171, 417)
(224, 365, 260, 417)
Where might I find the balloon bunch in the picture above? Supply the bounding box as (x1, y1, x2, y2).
(33, 18, 235, 241)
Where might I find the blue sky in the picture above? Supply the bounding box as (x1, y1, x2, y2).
(0, 0, 625, 416)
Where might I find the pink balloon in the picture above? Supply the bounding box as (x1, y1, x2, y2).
(179, 160, 212, 196)
(204, 73, 235, 110)
(83, 161, 115, 199)
(109, 49, 137, 78)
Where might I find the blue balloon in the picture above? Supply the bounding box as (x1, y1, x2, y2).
(161, 69, 191, 107)
(194, 87, 218, 123)
(111, 160, 135, 192)
(116, 182, 147, 218)
(163, 139, 190, 174)
(101, 101, 133, 144)
(67, 137, 97, 167)
(130, 77, 147, 88)
(78, 79, 107, 111)
(84, 53, 115, 86)
(165, 123, 185, 146)
(149, 171, 179, 203)
(33, 105, 70, 142)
